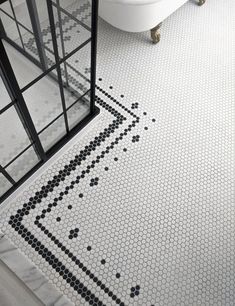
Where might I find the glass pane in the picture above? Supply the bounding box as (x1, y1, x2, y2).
(12, 0, 54, 68)
(52, 1, 91, 59)
(0, 106, 32, 167)
(54, 0, 91, 29)
(39, 115, 66, 152)
(23, 67, 64, 133)
(6, 145, 40, 182)
(17, 26, 40, 61)
(0, 173, 12, 197)
(3, 41, 42, 89)
(67, 91, 90, 130)
(10, 0, 39, 61)
(11, 0, 32, 32)
(0, 74, 11, 110)
(0, 1, 13, 17)
(0, 9, 22, 47)
(34, 0, 55, 68)
(62, 42, 91, 108)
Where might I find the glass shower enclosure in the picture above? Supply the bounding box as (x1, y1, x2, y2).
(0, 0, 99, 201)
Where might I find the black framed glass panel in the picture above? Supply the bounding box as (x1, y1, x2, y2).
(0, 0, 99, 202)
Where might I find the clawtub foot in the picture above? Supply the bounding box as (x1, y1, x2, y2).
(150, 23, 162, 44)
(198, 0, 206, 6)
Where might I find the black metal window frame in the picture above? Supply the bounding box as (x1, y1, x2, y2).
(0, 0, 99, 203)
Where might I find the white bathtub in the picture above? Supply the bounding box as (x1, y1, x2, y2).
(98, 0, 189, 33)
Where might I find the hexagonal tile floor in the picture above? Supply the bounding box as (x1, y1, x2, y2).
(0, 0, 234, 305)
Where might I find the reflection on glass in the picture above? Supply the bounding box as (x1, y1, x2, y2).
(34, 0, 55, 67)
(53, 0, 92, 28)
(0, 173, 12, 197)
(11, 0, 32, 32)
(0, 9, 22, 46)
(3, 41, 41, 89)
(67, 91, 90, 130)
(62, 42, 91, 108)
(0, 106, 32, 167)
(6, 146, 40, 182)
(0, 74, 11, 110)
(17, 27, 40, 61)
(23, 68, 63, 132)
(52, 3, 90, 58)
(0, 1, 13, 17)
(0, 0, 95, 199)
(39, 115, 66, 152)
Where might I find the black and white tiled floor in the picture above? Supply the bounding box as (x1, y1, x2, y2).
(0, 0, 235, 305)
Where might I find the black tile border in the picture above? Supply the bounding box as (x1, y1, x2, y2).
(9, 88, 142, 306)
(6, 3, 152, 305)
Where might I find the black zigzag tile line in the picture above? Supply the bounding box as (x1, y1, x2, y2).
(8, 3, 147, 303)
(9, 89, 144, 305)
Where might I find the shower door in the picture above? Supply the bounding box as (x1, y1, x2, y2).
(0, 0, 99, 201)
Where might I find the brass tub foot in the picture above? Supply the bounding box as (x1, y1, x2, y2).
(150, 23, 162, 44)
